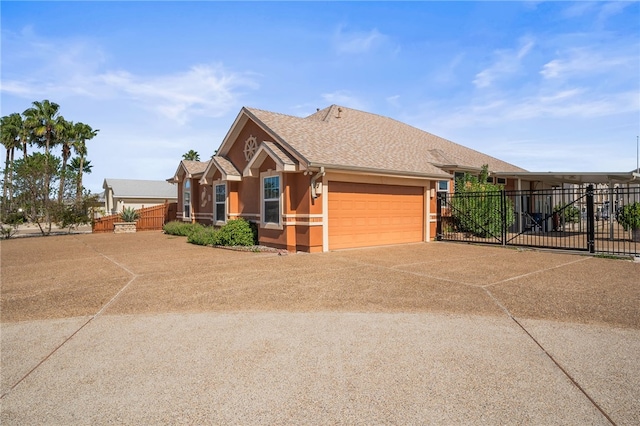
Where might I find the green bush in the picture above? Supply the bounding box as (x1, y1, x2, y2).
(163, 221, 203, 237)
(187, 225, 219, 246)
(215, 218, 257, 246)
(618, 202, 640, 231)
(450, 165, 515, 238)
(4, 210, 26, 225)
(553, 203, 581, 224)
(120, 206, 140, 222)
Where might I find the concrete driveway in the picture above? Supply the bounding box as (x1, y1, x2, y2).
(1, 232, 639, 424)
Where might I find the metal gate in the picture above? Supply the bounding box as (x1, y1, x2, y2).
(437, 185, 640, 256)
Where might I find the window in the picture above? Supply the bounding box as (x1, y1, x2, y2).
(215, 184, 226, 223)
(183, 180, 191, 220)
(263, 175, 280, 225)
(495, 177, 507, 185)
(438, 180, 449, 192)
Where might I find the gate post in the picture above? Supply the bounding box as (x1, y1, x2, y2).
(436, 192, 443, 241)
(586, 184, 595, 253)
(501, 190, 507, 246)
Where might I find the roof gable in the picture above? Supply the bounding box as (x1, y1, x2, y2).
(170, 160, 210, 182)
(243, 141, 298, 177)
(215, 104, 526, 179)
(201, 156, 242, 184)
(103, 179, 177, 199)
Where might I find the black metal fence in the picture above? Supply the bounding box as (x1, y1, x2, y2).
(437, 185, 640, 256)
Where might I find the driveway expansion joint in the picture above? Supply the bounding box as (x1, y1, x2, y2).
(482, 256, 591, 288)
(484, 287, 617, 426)
(1, 238, 140, 400)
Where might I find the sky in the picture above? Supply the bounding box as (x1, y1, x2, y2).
(1, 1, 639, 194)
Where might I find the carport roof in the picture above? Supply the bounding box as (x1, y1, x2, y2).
(493, 171, 640, 186)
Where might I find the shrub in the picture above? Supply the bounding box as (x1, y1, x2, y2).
(553, 203, 581, 224)
(450, 165, 515, 238)
(187, 225, 219, 246)
(618, 202, 640, 231)
(163, 221, 203, 237)
(215, 218, 257, 246)
(4, 210, 26, 225)
(120, 207, 140, 222)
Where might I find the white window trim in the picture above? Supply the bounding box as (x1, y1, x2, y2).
(183, 179, 191, 221)
(437, 180, 450, 192)
(260, 170, 283, 230)
(213, 180, 227, 226)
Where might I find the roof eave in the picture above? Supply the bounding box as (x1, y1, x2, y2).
(308, 162, 451, 180)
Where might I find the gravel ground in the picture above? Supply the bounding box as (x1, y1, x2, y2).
(1, 232, 638, 424)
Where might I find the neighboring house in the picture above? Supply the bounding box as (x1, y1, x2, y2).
(102, 178, 177, 215)
(170, 104, 529, 252)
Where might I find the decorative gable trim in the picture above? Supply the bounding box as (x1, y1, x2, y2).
(200, 156, 242, 185)
(243, 141, 298, 177)
(217, 108, 309, 170)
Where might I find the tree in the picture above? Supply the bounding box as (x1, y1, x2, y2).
(68, 157, 93, 175)
(450, 165, 515, 238)
(71, 122, 99, 198)
(54, 192, 100, 233)
(23, 100, 64, 225)
(12, 152, 61, 235)
(57, 118, 74, 203)
(1, 113, 24, 216)
(182, 150, 200, 161)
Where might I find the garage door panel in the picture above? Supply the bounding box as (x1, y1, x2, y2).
(329, 181, 424, 250)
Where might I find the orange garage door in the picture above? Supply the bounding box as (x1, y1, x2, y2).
(328, 181, 424, 250)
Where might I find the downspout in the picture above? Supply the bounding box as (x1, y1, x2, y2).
(311, 167, 325, 200)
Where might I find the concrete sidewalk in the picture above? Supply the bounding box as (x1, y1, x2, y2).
(1, 233, 638, 424)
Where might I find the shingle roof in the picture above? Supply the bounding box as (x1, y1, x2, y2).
(103, 179, 177, 199)
(262, 141, 297, 166)
(244, 105, 526, 177)
(182, 160, 209, 176)
(212, 156, 241, 177)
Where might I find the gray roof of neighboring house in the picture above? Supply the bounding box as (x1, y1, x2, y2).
(242, 105, 527, 177)
(103, 179, 177, 199)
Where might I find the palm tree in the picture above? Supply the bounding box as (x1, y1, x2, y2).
(23, 100, 61, 157)
(71, 122, 99, 198)
(23, 100, 63, 224)
(57, 118, 74, 203)
(182, 150, 200, 161)
(67, 157, 93, 174)
(0, 113, 24, 214)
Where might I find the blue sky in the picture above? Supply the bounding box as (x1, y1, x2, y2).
(2, 1, 639, 194)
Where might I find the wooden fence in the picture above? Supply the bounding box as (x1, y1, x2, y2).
(92, 202, 177, 233)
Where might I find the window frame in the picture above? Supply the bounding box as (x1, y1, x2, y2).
(260, 171, 283, 230)
(214, 182, 227, 225)
(183, 179, 191, 221)
(437, 180, 450, 192)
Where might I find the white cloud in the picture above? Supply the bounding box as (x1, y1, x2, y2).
(97, 65, 259, 124)
(334, 26, 389, 55)
(1, 29, 259, 125)
(473, 38, 535, 88)
(386, 95, 401, 108)
(540, 48, 635, 80)
(320, 90, 367, 110)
